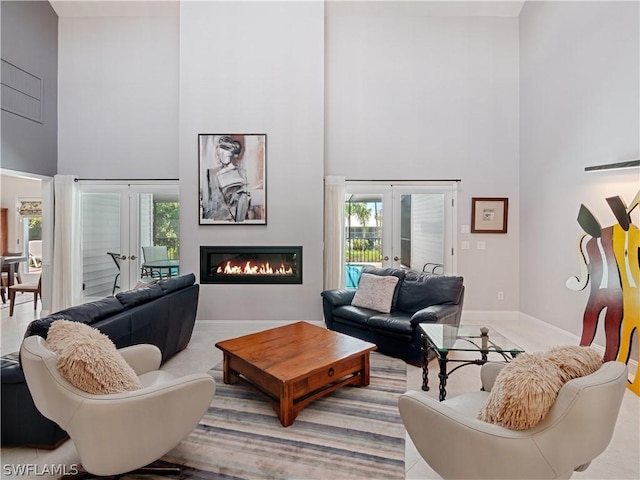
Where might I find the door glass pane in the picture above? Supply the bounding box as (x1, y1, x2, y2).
(344, 193, 383, 287)
(139, 191, 180, 279)
(404, 193, 445, 273)
(24, 216, 43, 273)
(81, 192, 121, 299)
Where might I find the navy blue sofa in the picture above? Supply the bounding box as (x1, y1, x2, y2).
(1, 273, 199, 448)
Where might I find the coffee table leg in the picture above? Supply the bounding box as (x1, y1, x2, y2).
(422, 335, 430, 391)
(438, 352, 449, 401)
(279, 383, 294, 427)
(357, 353, 371, 386)
(222, 354, 239, 384)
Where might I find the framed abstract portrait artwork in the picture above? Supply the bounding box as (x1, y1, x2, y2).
(198, 134, 266, 225)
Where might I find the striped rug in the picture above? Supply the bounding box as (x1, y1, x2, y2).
(155, 352, 407, 479)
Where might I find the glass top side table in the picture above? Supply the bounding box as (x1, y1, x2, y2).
(420, 324, 525, 401)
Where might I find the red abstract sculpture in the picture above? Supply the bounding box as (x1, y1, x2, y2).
(567, 190, 639, 395)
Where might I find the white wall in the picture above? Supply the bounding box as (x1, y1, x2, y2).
(325, 12, 520, 311)
(179, 1, 325, 321)
(57, 13, 179, 179)
(519, 1, 640, 343)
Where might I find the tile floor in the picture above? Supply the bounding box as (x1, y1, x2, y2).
(1, 298, 639, 479)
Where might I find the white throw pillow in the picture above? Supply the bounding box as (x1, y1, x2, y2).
(47, 320, 143, 395)
(351, 273, 399, 313)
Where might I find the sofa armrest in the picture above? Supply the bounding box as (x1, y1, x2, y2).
(409, 304, 460, 326)
(321, 289, 356, 307)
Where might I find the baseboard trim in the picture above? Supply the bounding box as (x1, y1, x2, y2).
(461, 311, 638, 373)
(461, 310, 520, 322)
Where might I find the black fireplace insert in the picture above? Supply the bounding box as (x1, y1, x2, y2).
(200, 246, 302, 284)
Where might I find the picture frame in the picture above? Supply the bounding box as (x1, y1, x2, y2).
(198, 134, 266, 225)
(471, 197, 508, 233)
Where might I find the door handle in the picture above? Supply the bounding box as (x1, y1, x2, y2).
(130, 255, 137, 260)
(383, 256, 389, 261)
(394, 256, 400, 261)
(119, 255, 127, 260)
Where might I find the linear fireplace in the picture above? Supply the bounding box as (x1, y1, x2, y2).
(200, 246, 302, 284)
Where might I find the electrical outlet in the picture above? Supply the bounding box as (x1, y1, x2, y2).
(498, 291, 504, 300)
(477, 241, 486, 250)
(461, 224, 470, 234)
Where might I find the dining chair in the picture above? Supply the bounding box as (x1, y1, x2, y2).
(2, 252, 24, 284)
(8, 274, 41, 317)
(1, 273, 6, 303)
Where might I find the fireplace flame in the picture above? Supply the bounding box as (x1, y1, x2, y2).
(217, 261, 294, 276)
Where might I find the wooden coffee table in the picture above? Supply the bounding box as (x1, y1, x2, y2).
(215, 321, 377, 427)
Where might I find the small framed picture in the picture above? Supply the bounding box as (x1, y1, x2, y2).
(471, 197, 508, 233)
(198, 134, 267, 225)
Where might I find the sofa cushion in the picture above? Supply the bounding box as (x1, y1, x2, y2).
(116, 283, 164, 309)
(367, 312, 414, 337)
(46, 320, 142, 395)
(360, 266, 406, 310)
(25, 297, 125, 338)
(351, 273, 399, 313)
(396, 272, 463, 314)
(332, 305, 375, 326)
(159, 273, 196, 294)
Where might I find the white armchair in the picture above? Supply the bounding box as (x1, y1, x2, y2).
(399, 361, 627, 479)
(20, 336, 216, 478)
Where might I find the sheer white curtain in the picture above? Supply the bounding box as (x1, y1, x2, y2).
(323, 176, 346, 290)
(50, 175, 80, 312)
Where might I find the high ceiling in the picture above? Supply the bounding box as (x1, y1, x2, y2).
(49, 0, 525, 18)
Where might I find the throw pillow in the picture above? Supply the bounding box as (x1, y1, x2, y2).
(46, 320, 142, 395)
(351, 273, 400, 313)
(543, 345, 602, 382)
(477, 353, 565, 431)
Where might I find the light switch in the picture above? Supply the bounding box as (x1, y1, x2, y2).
(461, 241, 470, 250)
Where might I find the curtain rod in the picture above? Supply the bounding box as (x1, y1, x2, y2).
(74, 178, 179, 182)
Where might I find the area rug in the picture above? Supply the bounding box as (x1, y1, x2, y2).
(149, 352, 407, 479)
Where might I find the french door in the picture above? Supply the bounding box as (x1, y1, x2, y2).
(79, 181, 179, 300)
(344, 182, 457, 286)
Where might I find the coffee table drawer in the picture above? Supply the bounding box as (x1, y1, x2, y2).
(293, 354, 364, 395)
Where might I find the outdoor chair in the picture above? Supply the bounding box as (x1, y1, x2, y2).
(142, 246, 177, 277)
(28, 240, 42, 268)
(107, 252, 122, 295)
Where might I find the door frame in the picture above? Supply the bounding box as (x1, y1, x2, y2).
(78, 180, 179, 300)
(345, 180, 458, 274)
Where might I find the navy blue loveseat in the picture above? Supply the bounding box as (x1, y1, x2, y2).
(321, 266, 464, 365)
